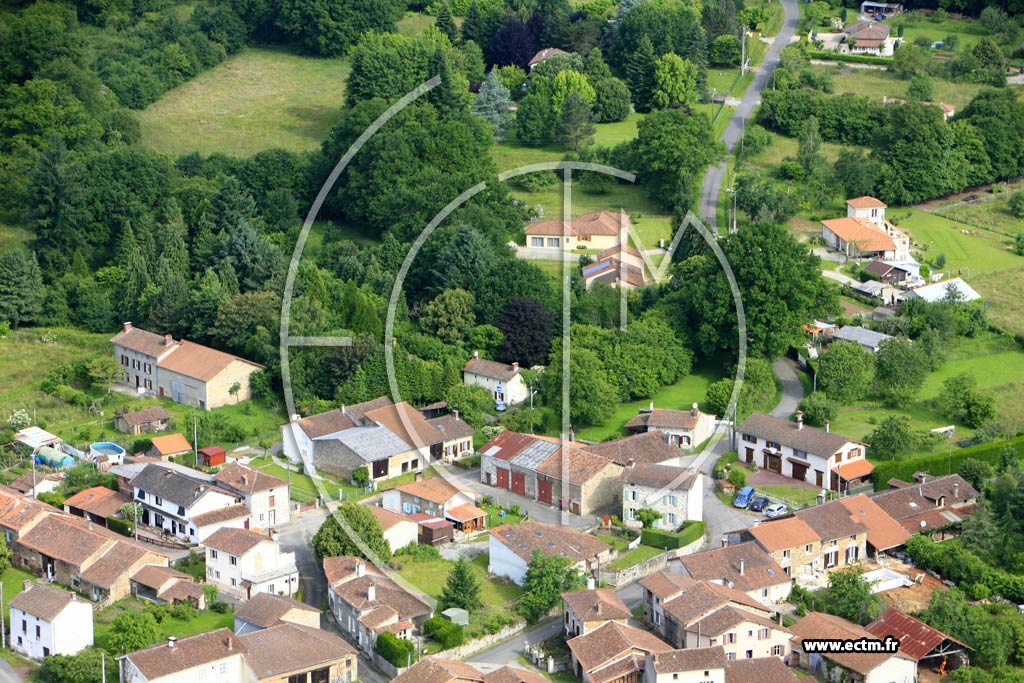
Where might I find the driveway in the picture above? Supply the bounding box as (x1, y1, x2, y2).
(277, 506, 329, 612)
(698, 0, 801, 229)
(771, 357, 803, 419)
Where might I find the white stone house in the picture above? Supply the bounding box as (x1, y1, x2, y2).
(625, 404, 717, 450)
(213, 462, 290, 529)
(203, 527, 299, 600)
(130, 463, 244, 543)
(621, 464, 703, 530)
(488, 521, 612, 586)
(9, 582, 93, 659)
(463, 353, 531, 405)
(736, 412, 872, 493)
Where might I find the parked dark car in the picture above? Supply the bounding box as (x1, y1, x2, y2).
(750, 496, 770, 512)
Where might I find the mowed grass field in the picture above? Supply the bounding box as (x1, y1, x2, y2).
(812, 65, 987, 110)
(884, 13, 991, 54)
(138, 48, 350, 157)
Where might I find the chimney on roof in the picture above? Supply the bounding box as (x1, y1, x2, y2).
(587, 576, 595, 590)
(776, 612, 783, 625)
(341, 405, 347, 416)
(512, 362, 519, 372)
(473, 351, 479, 359)
(740, 560, 745, 576)
(163, 334, 173, 346)
(22, 580, 32, 592)
(649, 402, 655, 411)
(915, 472, 928, 484)
(825, 420, 830, 433)
(796, 411, 804, 431)
(626, 458, 635, 469)
(721, 538, 729, 548)
(167, 637, 177, 649)
(453, 410, 460, 421)
(692, 403, 699, 415)
(953, 482, 959, 499)
(85, 518, 92, 530)
(227, 637, 232, 651)
(414, 471, 423, 482)
(595, 601, 601, 616)
(240, 475, 247, 487)
(123, 322, 133, 332)
(356, 561, 365, 578)
(367, 584, 376, 602)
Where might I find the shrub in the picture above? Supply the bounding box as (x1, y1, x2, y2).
(171, 601, 197, 620)
(106, 517, 133, 537)
(377, 631, 417, 667)
(424, 616, 464, 649)
(452, 455, 481, 469)
(727, 466, 748, 488)
(398, 543, 441, 561)
(641, 522, 705, 549)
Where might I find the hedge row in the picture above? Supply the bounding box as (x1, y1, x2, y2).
(424, 616, 465, 649)
(906, 534, 1024, 603)
(806, 50, 894, 65)
(872, 435, 1024, 490)
(377, 631, 417, 668)
(641, 521, 706, 550)
(107, 517, 134, 537)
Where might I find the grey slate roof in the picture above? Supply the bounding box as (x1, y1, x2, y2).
(110, 460, 214, 483)
(737, 413, 862, 458)
(316, 425, 412, 462)
(131, 463, 219, 509)
(510, 439, 559, 470)
(832, 325, 893, 349)
(621, 464, 698, 491)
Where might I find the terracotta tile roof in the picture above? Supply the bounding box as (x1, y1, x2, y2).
(528, 48, 569, 67)
(10, 472, 62, 494)
(239, 622, 354, 677)
(149, 434, 193, 456)
(833, 459, 875, 481)
(190, 504, 250, 528)
(726, 657, 801, 683)
(63, 486, 131, 518)
(621, 463, 699, 491)
(367, 505, 415, 531)
(845, 22, 891, 42)
(794, 499, 869, 543)
(866, 607, 971, 661)
(597, 243, 643, 260)
(483, 666, 550, 683)
(661, 580, 770, 626)
(821, 217, 896, 253)
(463, 357, 520, 382)
(897, 508, 964, 533)
(131, 565, 191, 591)
(524, 220, 569, 237)
(234, 592, 318, 629)
(749, 517, 820, 552)
(792, 612, 914, 674)
(586, 431, 686, 466)
(584, 258, 647, 288)
(575, 211, 627, 237)
(562, 588, 631, 622)
(322, 556, 385, 586)
(380, 618, 413, 634)
(489, 521, 610, 564)
(111, 326, 174, 357)
(534, 446, 619, 485)
(157, 339, 262, 382)
(738, 413, 861, 458)
(79, 541, 150, 588)
(359, 604, 399, 630)
(835, 494, 910, 551)
(365, 401, 446, 449)
(427, 414, 477, 441)
(295, 397, 394, 439)
(117, 406, 172, 427)
(327, 560, 431, 620)
(676, 542, 788, 593)
(0, 494, 50, 532)
(18, 514, 111, 566)
(446, 502, 487, 522)
(588, 653, 645, 683)
(158, 579, 205, 603)
(650, 646, 726, 674)
(8, 584, 80, 621)
(640, 570, 699, 599)
(479, 430, 536, 461)
(625, 408, 712, 431)
(567, 621, 673, 673)
(124, 628, 242, 680)
(870, 474, 977, 521)
(847, 197, 888, 210)
(214, 462, 286, 494)
(689, 605, 788, 637)
(395, 476, 462, 505)
(202, 527, 270, 556)
(395, 657, 486, 683)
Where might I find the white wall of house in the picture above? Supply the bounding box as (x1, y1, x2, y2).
(242, 488, 290, 529)
(683, 621, 791, 661)
(383, 520, 419, 553)
(113, 345, 162, 396)
(863, 656, 917, 683)
(155, 366, 208, 410)
(11, 600, 93, 659)
(488, 536, 529, 586)
(205, 539, 298, 598)
(738, 433, 865, 491)
(193, 516, 249, 545)
(622, 484, 695, 529)
(120, 652, 247, 683)
(644, 663, 726, 683)
(463, 372, 530, 405)
(136, 487, 237, 543)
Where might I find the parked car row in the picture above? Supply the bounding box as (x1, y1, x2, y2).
(733, 486, 788, 518)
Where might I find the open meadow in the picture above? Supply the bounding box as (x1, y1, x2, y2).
(138, 48, 350, 157)
(811, 64, 988, 110)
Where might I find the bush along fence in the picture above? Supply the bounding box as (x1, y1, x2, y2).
(906, 534, 1024, 604)
(871, 435, 1024, 490)
(806, 49, 893, 65)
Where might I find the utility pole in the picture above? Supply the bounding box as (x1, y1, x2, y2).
(192, 413, 199, 467)
(740, 26, 747, 75)
(1, 581, 5, 650)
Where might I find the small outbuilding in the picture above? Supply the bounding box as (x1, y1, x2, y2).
(441, 607, 469, 626)
(198, 446, 227, 468)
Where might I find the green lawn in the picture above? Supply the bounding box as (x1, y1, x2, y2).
(608, 544, 662, 569)
(483, 503, 526, 527)
(591, 113, 644, 147)
(974, 266, 1024, 338)
(138, 47, 350, 157)
(576, 360, 724, 442)
(246, 456, 360, 501)
(885, 12, 991, 55)
(393, 553, 524, 639)
(94, 599, 234, 651)
(759, 485, 820, 506)
(397, 12, 436, 36)
(813, 65, 987, 111)
(596, 533, 632, 552)
(0, 222, 32, 253)
(1, 567, 35, 624)
(894, 208, 1020, 275)
(924, 186, 1024, 234)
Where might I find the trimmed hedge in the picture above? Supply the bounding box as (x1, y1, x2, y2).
(424, 616, 464, 649)
(107, 517, 134, 537)
(641, 521, 706, 550)
(806, 50, 893, 65)
(872, 436, 1024, 490)
(377, 631, 417, 667)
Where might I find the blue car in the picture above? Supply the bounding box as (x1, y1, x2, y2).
(734, 486, 756, 509)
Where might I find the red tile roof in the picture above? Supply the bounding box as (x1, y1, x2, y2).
(865, 607, 971, 661)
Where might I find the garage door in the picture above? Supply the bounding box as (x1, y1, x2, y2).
(791, 462, 808, 482)
(511, 472, 526, 496)
(538, 478, 553, 505)
(496, 468, 509, 490)
(766, 453, 782, 473)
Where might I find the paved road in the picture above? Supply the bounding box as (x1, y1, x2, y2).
(698, 0, 801, 229)
(770, 357, 803, 419)
(0, 661, 21, 683)
(277, 506, 328, 611)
